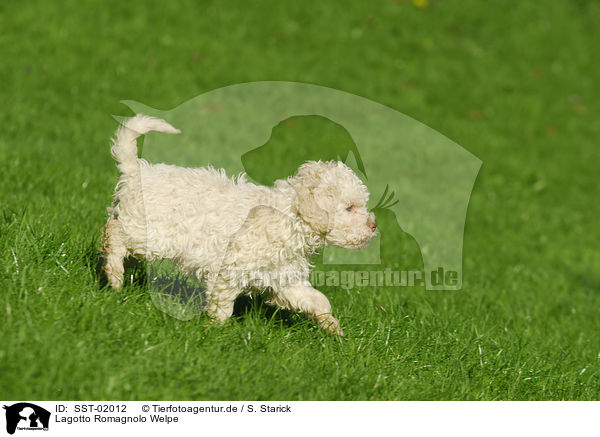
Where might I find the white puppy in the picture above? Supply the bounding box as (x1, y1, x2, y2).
(103, 115, 376, 334)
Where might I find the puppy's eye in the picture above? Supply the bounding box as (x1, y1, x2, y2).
(345, 205, 354, 212)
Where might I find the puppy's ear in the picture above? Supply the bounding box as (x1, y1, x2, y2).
(290, 161, 334, 234)
(294, 185, 333, 234)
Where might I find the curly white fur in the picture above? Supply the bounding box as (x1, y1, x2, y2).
(103, 114, 376, 334)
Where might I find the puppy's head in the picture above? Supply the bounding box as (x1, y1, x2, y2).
(289, 161, 376, 249)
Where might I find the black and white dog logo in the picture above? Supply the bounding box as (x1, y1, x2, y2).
(3, 403, 50, 435)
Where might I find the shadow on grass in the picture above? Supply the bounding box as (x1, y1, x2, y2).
(232, 294, 300, 329)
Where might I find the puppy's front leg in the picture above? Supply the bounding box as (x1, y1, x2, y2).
(271, 281, 343, 335)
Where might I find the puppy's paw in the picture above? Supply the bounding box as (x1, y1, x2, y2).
(205, 302, 234, 325)
(317, 315, 344, 336)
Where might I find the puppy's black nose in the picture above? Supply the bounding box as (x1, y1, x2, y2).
(369, 221, 377, 231)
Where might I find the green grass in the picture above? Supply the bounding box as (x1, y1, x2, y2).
(1, 0, 600, 400)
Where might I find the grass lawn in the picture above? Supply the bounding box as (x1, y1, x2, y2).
(1, 0, 599, 400)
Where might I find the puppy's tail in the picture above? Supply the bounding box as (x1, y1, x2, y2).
(111, 114, 181, 176)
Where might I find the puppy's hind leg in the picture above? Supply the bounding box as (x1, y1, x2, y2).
(204, 275, 240, 323)
(102, 218, 128, 290)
